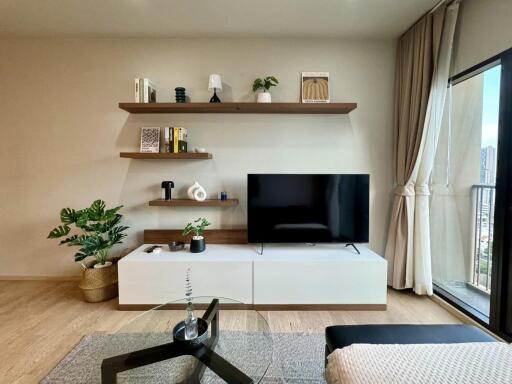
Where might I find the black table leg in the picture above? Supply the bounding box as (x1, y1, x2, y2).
(189, 299, 220, 382)
(101, 342, 185, 384)
(193, 344, 253, 384)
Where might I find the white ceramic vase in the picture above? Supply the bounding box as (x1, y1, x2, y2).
(257, 91, 272, 103)
(187, 182, 207, 201)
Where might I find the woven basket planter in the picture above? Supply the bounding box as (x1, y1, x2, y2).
(78, 259, 119, 303)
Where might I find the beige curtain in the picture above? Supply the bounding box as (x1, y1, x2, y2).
(385, 1, 460, 294)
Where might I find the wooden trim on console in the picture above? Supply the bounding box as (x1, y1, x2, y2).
(144, 229, 248, 244)
(118, 303, 254, 311)
(253, 304, 387, 311)
(118, 303, 386, 311)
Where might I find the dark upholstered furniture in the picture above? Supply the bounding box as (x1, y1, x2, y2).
(325, 324, 496, 364)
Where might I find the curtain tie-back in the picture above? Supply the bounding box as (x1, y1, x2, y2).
(415, 184, 430, 196)
(394, 184, 415, 196)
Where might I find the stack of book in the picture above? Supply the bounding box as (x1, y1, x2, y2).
(163, 127, 188, 153)
(134, 78, 157, 103)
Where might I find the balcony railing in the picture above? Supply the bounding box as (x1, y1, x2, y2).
(471, 184, 495, 292)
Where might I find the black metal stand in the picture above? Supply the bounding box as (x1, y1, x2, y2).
(258, 243, 264, 255)
(345, 243, 360, 254)
(101, 299, 253, 384)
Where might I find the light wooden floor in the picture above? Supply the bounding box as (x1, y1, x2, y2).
(0, 281, 461, 383)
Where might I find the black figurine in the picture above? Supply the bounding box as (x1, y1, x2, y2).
(161, 181, 175, 200)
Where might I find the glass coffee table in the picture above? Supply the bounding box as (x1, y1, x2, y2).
(102, 297, 272, 383)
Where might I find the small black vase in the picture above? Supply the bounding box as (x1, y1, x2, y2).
(190, 237, 206, 253)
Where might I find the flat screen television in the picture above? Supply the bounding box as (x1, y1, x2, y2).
(247, 174, 369, 244)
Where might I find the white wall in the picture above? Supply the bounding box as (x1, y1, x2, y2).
(452, 0, 512, 74)
(0, 37, 395, 277)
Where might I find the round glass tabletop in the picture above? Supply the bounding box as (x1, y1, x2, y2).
(104, 297, 273, 383)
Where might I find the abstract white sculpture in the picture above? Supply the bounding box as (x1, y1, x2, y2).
(187, 182, 207, 202)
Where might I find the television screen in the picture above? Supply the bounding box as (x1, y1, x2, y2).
(247, 174, 369, 244)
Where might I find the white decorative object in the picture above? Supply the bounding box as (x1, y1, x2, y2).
(208, 74, 222, 91)
(187, 182, 199, 199)
(187, 181, 207, 201)
(194, 147, 207, 153)
(193, 187, 207, 202)
(257, 92, 272, 103)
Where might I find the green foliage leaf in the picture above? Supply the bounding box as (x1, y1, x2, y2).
(183, 217, 211, 236)
(103, 206, 123, 221)
(252, 78, 264, 92)
(59, 234, 78, 245)
(60, 208, 77, 225)
(108, 226, 128, 245)
(75, 211, 89, 229)
(82, 236, 109, 253)
(48, 225, 70, 239)
(182, 223, 195, 236)
(74, 251, 89, 262)
(88, 200, 106, 221)
(66, 235, 87, 247)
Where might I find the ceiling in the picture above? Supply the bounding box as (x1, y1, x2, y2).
(0, 0, 439, 39)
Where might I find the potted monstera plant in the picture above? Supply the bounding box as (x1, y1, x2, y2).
(48, 199, 129, 302)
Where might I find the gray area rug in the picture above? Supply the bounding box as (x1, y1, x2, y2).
(41, 331, 326, 383)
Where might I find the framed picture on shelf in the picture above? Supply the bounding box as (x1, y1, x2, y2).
(301, 72, 330, 103)
(140, 127, 160, 153)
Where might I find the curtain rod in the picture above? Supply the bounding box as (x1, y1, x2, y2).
(401, 0, 459, 37)
(429, 0, 446, 15)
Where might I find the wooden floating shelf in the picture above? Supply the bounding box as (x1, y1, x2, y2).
(149, 199, 239, 207)
(119, 102, 357, 114)
(120, 152, 212, 159)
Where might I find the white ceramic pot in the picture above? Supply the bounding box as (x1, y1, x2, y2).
(257, 92, 272, 103)
(94, 261, 112, 269)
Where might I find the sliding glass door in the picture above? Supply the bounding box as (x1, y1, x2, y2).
(432, 47, 512, 340)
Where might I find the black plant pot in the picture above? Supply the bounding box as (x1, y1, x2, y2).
(190, 237, 205, 253)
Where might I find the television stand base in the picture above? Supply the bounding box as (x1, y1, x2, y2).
(345, 243, 360, 254)
(258, 243, 264, 255)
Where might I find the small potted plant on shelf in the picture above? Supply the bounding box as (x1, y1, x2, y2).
(182, 217, 211, 253)
(47, 199, 129, 302)
(252, 76, 279, 103)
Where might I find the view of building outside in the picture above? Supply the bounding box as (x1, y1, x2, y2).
(474, 65, 501, 292)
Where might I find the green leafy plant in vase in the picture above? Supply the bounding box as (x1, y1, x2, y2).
(182, 217, 211, 253)
(252, 76, 279, 103)
(47, 199, 129, 302)
(48, 199, 129, 269)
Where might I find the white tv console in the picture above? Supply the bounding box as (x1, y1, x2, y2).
(118, 243, 387, 310)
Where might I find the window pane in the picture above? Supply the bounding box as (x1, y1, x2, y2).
(431, 64, 501, 320)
